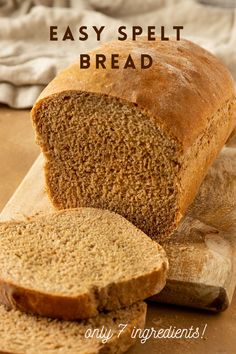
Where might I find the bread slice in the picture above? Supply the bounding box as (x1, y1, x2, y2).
(0, 301, 146, 354)
(31, 37, 236, 240)
(0, 208, 167, 320)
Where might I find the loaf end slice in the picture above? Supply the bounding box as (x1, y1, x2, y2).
(0, 301, 146, 354)
(0, 208, 168, 320)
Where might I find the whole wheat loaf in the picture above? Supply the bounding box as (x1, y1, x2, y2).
(0, 301, 146, 354)
(31, 38, 236, 239)
(0, 208, 167, 320)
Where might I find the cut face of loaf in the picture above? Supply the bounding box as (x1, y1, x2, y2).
(0, 302, 146, 354)
(0, 208, 167, 320)
(32, 38, 236, 239)
(35, 92, 179, 240)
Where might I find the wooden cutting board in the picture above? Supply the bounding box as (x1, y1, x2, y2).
(1, 147, 236, 312)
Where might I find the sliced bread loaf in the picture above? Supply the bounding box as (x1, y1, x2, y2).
(31, 38, 236, 240)
(0, 208, 167, 320)
(0, 301, 146, 354)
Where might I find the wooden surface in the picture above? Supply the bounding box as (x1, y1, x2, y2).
(0, 106, 236, 354)
(155, 146, 236, 311)
(2, 148, 236, 313)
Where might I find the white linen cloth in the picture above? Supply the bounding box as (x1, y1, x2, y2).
(0, 0, 235, 108)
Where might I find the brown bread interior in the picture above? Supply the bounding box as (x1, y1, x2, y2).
(33, 88, 235, 239)
(33, 91, 180, 239)
(0, 302, 146, 354)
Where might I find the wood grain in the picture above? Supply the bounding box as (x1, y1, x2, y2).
(1, 148, 236, 311)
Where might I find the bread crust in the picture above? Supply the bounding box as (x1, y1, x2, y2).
(0, 266, 164, 320)
(0, 209, 168, 320)
(32, 37, 235, 150)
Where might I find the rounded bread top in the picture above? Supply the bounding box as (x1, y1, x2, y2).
(35, 37, 235, 150)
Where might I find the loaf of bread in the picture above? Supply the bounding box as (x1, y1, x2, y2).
(0, 301, 146, 354)
(0, 208, 167, 320)
(31, 38, 236, 239)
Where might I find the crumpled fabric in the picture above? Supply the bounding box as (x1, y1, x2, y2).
(0, 0, 235, 108)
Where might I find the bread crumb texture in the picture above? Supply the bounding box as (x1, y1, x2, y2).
(0, 301, 146, 354)
(0, 208, 167, 319)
